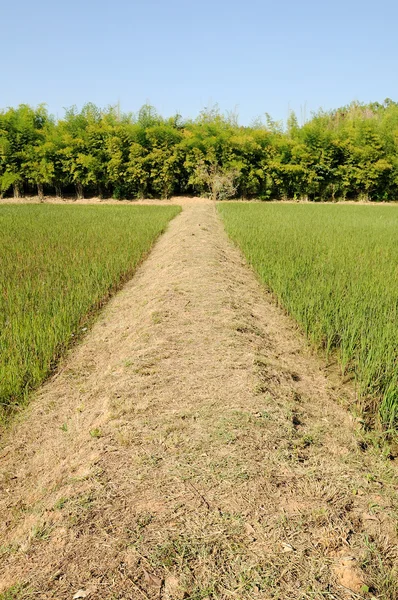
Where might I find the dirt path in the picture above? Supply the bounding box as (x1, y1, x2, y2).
(0, 200, 397, 600)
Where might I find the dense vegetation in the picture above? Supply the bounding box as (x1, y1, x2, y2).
(0, 204, 180, 414)
(1, 99, 398, 201)
(218, 203, 398, 430)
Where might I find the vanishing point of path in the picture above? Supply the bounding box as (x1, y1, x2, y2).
(0, 199, 397, 599)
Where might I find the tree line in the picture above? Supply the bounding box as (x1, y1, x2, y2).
(1, 99, 398, 201)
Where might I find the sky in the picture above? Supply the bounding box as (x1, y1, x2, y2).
(2, 0, 398, 125)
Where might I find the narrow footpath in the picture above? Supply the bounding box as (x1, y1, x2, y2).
(0, 199, 397, 599)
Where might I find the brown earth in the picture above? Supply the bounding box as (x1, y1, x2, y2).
(2, 194, 398, 206)
(0, 198, 397, 600)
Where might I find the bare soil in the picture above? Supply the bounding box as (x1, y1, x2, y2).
(0, 199, 397, 600)
(2, 194, 398, 206)
(0, 196, 177, 205)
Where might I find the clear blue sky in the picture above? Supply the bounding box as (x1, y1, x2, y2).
(3, 0, 397, 125)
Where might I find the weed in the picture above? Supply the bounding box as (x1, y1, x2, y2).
(136, 512, 154, 529)
(67, 493, 95, 526)
(0, 584, 29, 600)
(31, 522, 52, 541)
(89, 428, 102, 439)
(141, 454, 162, 467)
(360, 536, 398, 598)
(151, 311, 163, 324)
(0, 544, 19, 557)
(54, 497, 69, 510)
(300, 434, 315, 447)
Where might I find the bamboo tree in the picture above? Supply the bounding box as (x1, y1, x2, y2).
(1, 100, 398, 201)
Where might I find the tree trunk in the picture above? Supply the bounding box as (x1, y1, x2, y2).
(137, 186, 146, 200)
(55, 184, 63, 199)
(37, 182, 44, 202)
(210, 181, 217, 201)
(13, 183, 21, 198)
(75, 182, 84, 199)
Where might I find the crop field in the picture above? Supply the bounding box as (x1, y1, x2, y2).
(0, 203, 180, 415)
(218, 202, 398, 429)
(1, 200, 398, 599)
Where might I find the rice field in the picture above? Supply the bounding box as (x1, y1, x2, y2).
(218, 202, 398, 429)
(0, 204, 180, 415)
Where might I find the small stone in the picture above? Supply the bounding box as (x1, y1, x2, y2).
(73, 591, 89, 599)
(281, 542, 295, 552)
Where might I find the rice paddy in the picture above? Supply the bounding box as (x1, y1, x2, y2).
(0, 203, 180, 415)
(218, 202, 398, 429)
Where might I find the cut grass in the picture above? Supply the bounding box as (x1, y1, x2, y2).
(0, 204, 180, 416)
(218, 202, 398, 431)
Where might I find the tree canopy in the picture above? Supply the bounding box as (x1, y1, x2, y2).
(1, 100, 398, 201)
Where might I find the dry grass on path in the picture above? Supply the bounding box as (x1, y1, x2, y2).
(0, 199, 397, 600)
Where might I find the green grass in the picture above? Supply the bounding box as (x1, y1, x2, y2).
(218, 202, 398, 430)
(0, 584, 29, 600)
(0, 204, 180, 415)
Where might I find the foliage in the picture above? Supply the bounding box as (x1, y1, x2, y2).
(218, 202, 398, 430)
(2, 100, 398, 200)
(0, 204, 180, 414)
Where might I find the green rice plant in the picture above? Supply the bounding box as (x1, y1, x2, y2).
(0, 204, 180, 416)
(218, 202, 398, 430)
